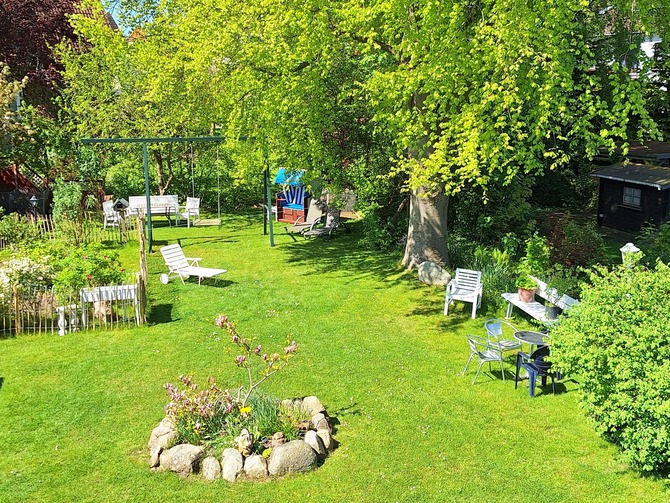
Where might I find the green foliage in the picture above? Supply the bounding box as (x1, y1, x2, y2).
(0, 210, 41, 250)
(544, 264, 583, 300)
(52, 243, 126, 293)
(448, 177, 535, 244)
(551, 262, 670, 474)
(637, 221, 670, 266)
(446, 235, 516, 309)
(219, 393, 301, 452)
(52, 179, 86, 244)
(547, 216, 605, 268)
(52, 179, 83, 222)
(515, 233, 551, 288)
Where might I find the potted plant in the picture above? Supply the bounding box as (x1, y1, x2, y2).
(515, 272, 538, 302)
(543, 265, 580, 320)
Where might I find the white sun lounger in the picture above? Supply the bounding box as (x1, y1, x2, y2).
(159, 244, 227, 285)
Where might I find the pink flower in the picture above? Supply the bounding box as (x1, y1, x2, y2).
(215, 314, 228, 328)
(284, 341, 298, 354)
(254, 345, 262, 354)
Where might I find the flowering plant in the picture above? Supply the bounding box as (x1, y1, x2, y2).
(162, 315, 300, 450)
(0, 256, 55, 304)
(53, 243, 126, 293)
(163, 375, 235, 446)
(215, 314, 299, 407)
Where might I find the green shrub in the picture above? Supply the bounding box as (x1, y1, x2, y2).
(637, 221, 670, 266)
(551, 262, 670, 474)
(0, 210, 41, 250)
(547, 216, 605, 268)
(52, 243, 127, 293)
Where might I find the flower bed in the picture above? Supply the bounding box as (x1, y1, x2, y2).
(147, 395, 334, 481)
(146, 314, 334, 481)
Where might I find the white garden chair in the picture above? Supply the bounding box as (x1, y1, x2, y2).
(176, 197, 201, 228)
(444, 268, 483, 319)
(102, 200, 121, 229)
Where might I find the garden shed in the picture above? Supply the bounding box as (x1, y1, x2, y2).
(592, 162, 670, 232)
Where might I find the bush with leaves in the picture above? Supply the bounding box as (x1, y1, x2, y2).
(547, 215, 604, 268)
(52, 243, 127, 294)
(0, 209, 41, 250)
(637, 220, 670, 266)
(551, 262, 670, 474)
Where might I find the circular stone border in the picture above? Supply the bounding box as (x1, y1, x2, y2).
(147, 395, 335, 482)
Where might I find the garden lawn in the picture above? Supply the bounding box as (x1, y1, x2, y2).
(0, 214, 668, 502)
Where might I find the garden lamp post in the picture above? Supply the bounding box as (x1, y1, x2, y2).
(29, 195, 39, 216)
(620, 242, 640, 268)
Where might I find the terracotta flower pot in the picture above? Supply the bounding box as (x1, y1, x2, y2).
(517, 287, 537, 303)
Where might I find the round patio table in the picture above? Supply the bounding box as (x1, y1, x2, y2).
(514, 330, 549, 348)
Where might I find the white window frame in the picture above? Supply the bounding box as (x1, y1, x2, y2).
(623, 186, 642, 208)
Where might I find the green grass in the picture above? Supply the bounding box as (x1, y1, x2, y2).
(1, 214, 668, 502)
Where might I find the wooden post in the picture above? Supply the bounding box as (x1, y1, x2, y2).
(12, 285, 21, 334)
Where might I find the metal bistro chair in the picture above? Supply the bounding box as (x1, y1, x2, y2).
(463, 335, 505, 384)
(484, 318, 522, 360)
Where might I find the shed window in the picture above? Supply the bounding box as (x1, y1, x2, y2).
(623, 186, 642, 208)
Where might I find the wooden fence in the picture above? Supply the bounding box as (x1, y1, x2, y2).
(0, 281, 143, 336)
(0, 211, 139, 251)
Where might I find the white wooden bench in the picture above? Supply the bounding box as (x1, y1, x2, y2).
(501, 276, 579, 323)
(128, 195, 180, 225)
(80, 284, 140, 327)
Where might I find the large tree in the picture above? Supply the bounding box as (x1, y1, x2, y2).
(63, 0, 670, 266)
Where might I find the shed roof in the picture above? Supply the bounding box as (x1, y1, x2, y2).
(592, 163, 670, 190)
(626, 141, 670, 161)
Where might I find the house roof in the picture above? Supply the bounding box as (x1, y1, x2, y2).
(592, 163, 670, 190)
(0, 166, 39, 192)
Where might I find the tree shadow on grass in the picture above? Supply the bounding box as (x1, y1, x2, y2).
(278, 221, 419, 288)
(148, 303, 175, 324)
(0, 377, 4, 392)
(327, 403, 361, 437)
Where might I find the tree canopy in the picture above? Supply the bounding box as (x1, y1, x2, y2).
(56, 0, 670, 261)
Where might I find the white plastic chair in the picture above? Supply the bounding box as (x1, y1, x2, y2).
(463, 335, 505, 383)
(444, 268, 483, 319)
(176, 197, 200, 228)
(102, 200, 121, 229)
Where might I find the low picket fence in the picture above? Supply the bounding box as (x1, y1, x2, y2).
(0, 283, 144, 336)
(0, 212, 139, 251)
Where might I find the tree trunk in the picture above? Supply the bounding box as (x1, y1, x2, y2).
(401, 185, 449, 270)
(153, 149, 166, 195)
